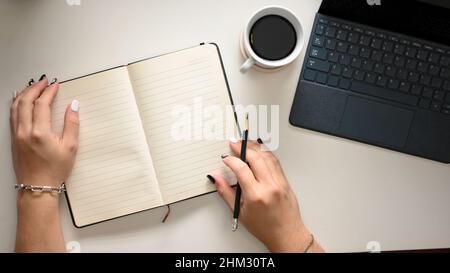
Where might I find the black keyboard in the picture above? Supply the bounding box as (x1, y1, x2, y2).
(303, 16, 450, 115)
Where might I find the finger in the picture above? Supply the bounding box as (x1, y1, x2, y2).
(17, 76, 48, 132)
(212, 175, 236, 210)
(222, 156, 257, 193)
(33, 82, 59, 131)
(10, 87, 28, 133)
(62, 100, 80, 152)
(229, 141, 272, 182)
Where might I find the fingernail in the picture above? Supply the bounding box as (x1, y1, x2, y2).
(206, 175, 215, 184)
(71, 100, 79, 112)
(28, 79, 35, 86)
(257, 138, 264, 144)
(230, 137, 239, 144)
(39, 74, 46, 81)
(12, 91, 17, 99)
(221, 154, 229, 159)
(50, 78, 58, 85)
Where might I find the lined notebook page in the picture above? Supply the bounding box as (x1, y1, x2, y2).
(128, 45, 236, 204)
(52, 67, 163, 227)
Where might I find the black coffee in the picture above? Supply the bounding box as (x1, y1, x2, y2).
(250, 15, 297, 61)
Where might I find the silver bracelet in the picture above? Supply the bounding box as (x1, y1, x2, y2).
(14, 183, 66, 194)
(303, 234, 315, 253)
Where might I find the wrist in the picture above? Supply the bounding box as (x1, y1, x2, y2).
(266, 224, 312, 253)
(17, 190, 60, 211)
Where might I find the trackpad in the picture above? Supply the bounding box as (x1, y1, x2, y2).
(339, 96, 414, 148)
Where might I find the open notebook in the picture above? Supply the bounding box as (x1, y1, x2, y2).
(51, 44, 237, 227)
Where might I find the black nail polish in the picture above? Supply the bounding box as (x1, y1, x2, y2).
(50, 78, 58, 85)
(257, 138, 264, 144)
(28, 79, 35, 86)
(39, 74, 46, 81)
(206, 175, 215, 184)
(221, 154, 229, 159)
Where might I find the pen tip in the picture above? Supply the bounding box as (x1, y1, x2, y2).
(245, 113, 249, 131)
(232, 218, 239, 232)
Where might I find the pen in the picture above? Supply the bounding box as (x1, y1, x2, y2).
(232, 113, 249, 231)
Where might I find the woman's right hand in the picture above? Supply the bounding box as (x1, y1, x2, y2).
(211, 140, 324, 253)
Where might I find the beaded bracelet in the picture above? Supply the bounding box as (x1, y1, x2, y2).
(14, 183, 66, 194)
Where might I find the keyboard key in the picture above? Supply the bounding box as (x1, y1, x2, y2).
(351, 57, 362, 68)
(433, 90, 445, 101)
(351, 81, 419, 106)
(339, 55, 351, 65)
(385, 66, 397, 77)
(325, 27, 336, 38)
(417, 62, 428, 73)
(405, 59, 417, 70)
(431, 77, 443, 88)
(443, 81, 450, 91)
(347, 32, 359, 44)
(360, 47, 371, 59)
(428, 64, 440, 76)
(337, 30, 348, 41)
(359, 35, 371, 46)
(417, 50, 429, 61)
(371, 38, 382, 50)
(331, 64, 342, 75)
(306, 59, 330, 72)
(440, 56, 450, 66)
(313, 36, 325, 47)
(304, 69, 317, 81)
(371, 50, 383, 62)
(315, 24, 326, 35)
(342, 67, 353, 78)
(376, 75, 388, 87)
(337, 41, 348, 53)
(310, 47, 328, 60)
(316, 72, 328, 84)
(325, 39, 336, 50)
(422, 87, 433, 98)
(440, 68, 450, 79)
(419, 98, 431, 109)
(420, 75, 431, 86)
(353, 70, 365, 81)
(328, 51, 339, 62)
(394, 44, 405, 55)
(446, 93, 450, 103)
(382, 53, 394, 64)
(365, 72, 377, 84)
(362, 60, 374, 71)
(348, 45, 360, 55)
(327, 75, 339, 87)
(394, 56, 405, 67)
(388, 79, 400, 89)
(431, 101, 442, 111)
(408, 71, 420, 83)
(339, 78, 351, 89)
(443, 104, 450, 115)
(399, 81, 411, 92)
(374, 63, 384, 74)
(382, 41, 394, 52)
(397, 69, 408, 80)
(405, 47, 418, 58)
(410, 84, 423, 95)
(428, 53, 440, 63)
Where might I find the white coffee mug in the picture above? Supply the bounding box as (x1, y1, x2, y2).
(240, 6, 304, 73)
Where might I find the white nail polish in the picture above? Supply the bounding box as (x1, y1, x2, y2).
(230, 137, 239, 144)
(13, 91, 17, 99)
(71, 100, 79, 112)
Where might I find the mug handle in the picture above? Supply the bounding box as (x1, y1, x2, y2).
(240, 58, 255, 73)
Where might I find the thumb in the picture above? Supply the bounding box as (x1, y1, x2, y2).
(62, 100, 80, 151)
(211, 175, 235, 211)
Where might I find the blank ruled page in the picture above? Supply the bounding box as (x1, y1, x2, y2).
(52, 67, 163, 227)
(128, 45, 236, 204)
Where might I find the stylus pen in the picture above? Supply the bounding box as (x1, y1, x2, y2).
(232, 113, 249, 232)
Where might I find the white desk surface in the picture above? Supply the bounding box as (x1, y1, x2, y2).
(1, 0, 449, 253)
